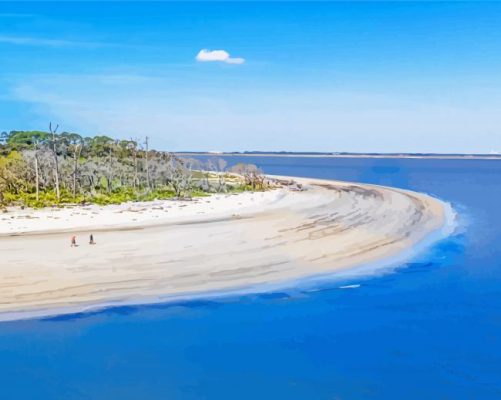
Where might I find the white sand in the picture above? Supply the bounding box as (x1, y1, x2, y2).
(0, 177, 452, 321)
(0, 190, 285, 235)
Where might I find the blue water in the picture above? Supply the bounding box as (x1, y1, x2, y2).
(1, 157, 500, 399)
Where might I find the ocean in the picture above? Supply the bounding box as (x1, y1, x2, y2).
(0, 156, 500, 399)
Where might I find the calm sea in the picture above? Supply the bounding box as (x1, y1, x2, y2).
(0, 157, 500, 399)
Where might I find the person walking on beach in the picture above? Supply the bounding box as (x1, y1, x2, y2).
(70, 235, 77, 247)
(89, 234, 95, 245)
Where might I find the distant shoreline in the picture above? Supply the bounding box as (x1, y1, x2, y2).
(175, 152, 501, 160)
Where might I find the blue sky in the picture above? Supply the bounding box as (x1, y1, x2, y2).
(1, 1, 501, 153)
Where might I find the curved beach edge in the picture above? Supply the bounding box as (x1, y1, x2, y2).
(0, 176, 456, 322)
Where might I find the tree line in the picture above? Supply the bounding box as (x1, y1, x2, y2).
(0, 125, 266, 207)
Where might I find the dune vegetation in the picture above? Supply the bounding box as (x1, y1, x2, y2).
(0, 125, 267, 208)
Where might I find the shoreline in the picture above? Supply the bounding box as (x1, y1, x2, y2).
(175, 152, 501, 160)
(0, 176, 455, 322)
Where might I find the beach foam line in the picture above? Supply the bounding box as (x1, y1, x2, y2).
(339, 284, 361, 289)
(0, 176, 455, 322)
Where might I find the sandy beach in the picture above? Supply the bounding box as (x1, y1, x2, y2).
(0, 176, 453, 321)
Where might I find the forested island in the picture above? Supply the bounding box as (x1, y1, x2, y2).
(0, 126, 265, 208)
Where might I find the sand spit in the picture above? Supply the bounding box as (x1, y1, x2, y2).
(0, 177, 451, 321)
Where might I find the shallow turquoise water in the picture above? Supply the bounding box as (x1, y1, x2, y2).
(0, 157, 500, 399)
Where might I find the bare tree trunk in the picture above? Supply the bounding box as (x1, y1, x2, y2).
(50, 123, 60, 201)
(145, 136, 151, 191)
(132, 140, 138, 190)
(108, 147, 113, 193)
(134, 155, 138, 189)
(73, 151, 77, 199)
(35, 155, 39, 202)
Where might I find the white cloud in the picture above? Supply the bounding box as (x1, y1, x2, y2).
(195, 49, 245, 65)
(0, 35, 102, 48)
